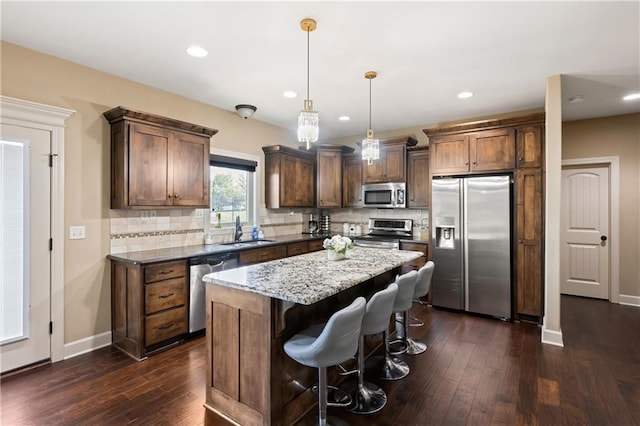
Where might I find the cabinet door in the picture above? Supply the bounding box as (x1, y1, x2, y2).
(280, 154, 298, 207)
(515, 168, 543, 318)
(407, 150, 430, 208)
(517, 125, 543, 168)
(128, 123, 172, 206)
(469, 128, 515, 172)
(430, 135, 470, 175)
(171, 132, 210, 207)
(296, 157, 315, 207)
(342, 156, 363, 207)
(362, 155, 385, 183)
(383, 144, 406, 182)
(317, 150, 341, 207)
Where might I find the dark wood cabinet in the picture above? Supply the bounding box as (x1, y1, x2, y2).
(429, 128, 515, 175)
(238, 245, 288, 265)
(316, 147, 343, 208)
(517, 124, 544, 168)
(407, 147, 430, 208)
(104, 107, 217, 209)
(399, 241, 429, 275)
(515, 168, 543, 318)
(362, 141, 407, 183)
(425, 112, 545, 322)
(263, 146, 315, 208)
(342, 154, 363, 208)
(111, 259, 188, 360)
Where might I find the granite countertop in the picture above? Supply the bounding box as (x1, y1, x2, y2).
(203, 247, 422, 305)
(107, 233, 327, 264)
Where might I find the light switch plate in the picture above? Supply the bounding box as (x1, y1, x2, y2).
(69, 226, 86, 240)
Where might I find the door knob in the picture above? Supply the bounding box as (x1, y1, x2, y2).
(601, 235, 607, 241)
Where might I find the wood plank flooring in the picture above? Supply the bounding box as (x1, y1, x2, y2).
(1, 295, 638, 425)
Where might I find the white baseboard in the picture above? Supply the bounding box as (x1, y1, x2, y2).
(618, 294, 640, 307)
(63, 331, 112, 360)
(541, 327, 564, 347)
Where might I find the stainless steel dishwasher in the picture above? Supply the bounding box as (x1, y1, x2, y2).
(188, 252, 239, 333)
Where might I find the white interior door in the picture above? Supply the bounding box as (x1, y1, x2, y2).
(560, 166, 610, 299)
(0, 123, 52, 373)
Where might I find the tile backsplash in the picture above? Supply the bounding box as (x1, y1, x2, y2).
(109, 206, 430, 254)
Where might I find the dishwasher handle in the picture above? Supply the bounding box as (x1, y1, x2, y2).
(189, 252, 238, 266)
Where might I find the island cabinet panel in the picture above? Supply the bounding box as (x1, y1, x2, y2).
(342, 154, 363, 208)
(103, 106, 217, 209)
(110, 258, 188, 360)
(263, 146, 315, 208)
(407, 147, 430, 208)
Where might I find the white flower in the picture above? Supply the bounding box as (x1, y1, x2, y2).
(323, 234, 354, 254)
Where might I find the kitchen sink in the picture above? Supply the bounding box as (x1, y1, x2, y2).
(222, 239, 275, 248)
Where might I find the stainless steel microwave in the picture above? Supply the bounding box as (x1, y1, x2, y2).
(362, 182, 406, 208)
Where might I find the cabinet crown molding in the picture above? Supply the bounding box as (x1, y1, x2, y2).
(103, 106, 218, 137)
(423, 112, 545, 137)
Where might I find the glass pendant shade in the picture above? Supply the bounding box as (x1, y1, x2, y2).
(362, 129, 380, 165)
(298, 100, 319, 150)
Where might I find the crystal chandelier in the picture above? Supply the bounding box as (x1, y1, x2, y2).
(362, 71, 380, 165)
(298, 18, 319, 150)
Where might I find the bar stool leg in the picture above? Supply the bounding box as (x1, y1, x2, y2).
(314, 367, 348, 426)
(402, 310, 427, 355)
(346, 335, 387, 414)
(368, 329, 409, 381)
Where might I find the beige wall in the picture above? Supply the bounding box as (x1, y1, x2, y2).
(1, 41, 298, 344)
(562, 113, 640, 297)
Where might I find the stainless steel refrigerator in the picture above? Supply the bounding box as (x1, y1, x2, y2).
(431, 175, 512, 319)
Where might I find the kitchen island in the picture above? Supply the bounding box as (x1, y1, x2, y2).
(202, 247, 422, 426)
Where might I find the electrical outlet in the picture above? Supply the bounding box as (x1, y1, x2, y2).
(141, 211, 149, 219)
(149, 210, 156, 218)
(69, 226, 86, 240)
(195, 209, 204, 219)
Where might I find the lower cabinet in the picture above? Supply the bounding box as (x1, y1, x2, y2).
(111, 259, 188, 360)
(399, 241, 429, 274)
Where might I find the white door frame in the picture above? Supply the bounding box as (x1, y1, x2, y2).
(1, 96, 74, 363)
(561, 156, 620, 303)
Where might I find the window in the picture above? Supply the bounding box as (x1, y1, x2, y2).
(209, 154, 257, 227)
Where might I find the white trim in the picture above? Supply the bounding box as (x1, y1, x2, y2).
(63, 331, 112, 360)
(562, 156, 620, 304)
(541, 326, 564, 347)
(619, 294, 640, 307)
(1, 96, 75, 364)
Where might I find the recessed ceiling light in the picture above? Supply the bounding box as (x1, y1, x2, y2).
(338, 116, 350, 121)
(283, 91, 297, 98)
(457, 91, 474, 99)
(568, 95, 584, 103)
(186, 46, 208, 58)
(623, 92, 640, 101)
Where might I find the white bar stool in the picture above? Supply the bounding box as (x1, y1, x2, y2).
(397, 261, 435, 355)
(284, 297, 366, 426)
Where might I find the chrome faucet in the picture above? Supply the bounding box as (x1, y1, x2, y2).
(234, 215, 243, 241)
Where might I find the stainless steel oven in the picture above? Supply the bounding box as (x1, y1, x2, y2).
(352, 218, 413, 249)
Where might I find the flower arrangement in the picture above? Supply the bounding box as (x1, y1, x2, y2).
(323, 234, 354, 254)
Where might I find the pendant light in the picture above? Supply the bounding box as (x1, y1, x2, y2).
(298, 18, 319, 150)
(362, 71, 380, 165)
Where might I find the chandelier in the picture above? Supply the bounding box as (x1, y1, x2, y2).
(362, 71, 379, 165)
(297, 18, 319, 150)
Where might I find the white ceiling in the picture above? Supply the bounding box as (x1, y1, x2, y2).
(1, 1, 639, 140)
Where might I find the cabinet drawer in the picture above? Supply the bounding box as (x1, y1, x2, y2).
(399, 242, 428, 255)
(145, 306, 187, 346)
(287, 241, 309, 257)
(309, 239, 324, 252)
(144, 261, 186, 283)
(145, 278, 186, 315)
(239, 246, 287, 265)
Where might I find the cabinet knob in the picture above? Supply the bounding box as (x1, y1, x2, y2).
(518, 240, 523, 244)
(519, 157, 524, 162)
(174, 194, 179, 199)
(472, 162, 477, 165)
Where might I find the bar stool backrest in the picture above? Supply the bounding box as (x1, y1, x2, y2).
(393, 270, 418, 312)
(362, 283, 398, 336)
(414, 261, 435, 298)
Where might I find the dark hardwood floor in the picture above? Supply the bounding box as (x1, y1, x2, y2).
(1, 295, 638, 425)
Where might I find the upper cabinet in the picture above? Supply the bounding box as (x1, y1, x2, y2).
(263, 145, 315, 208)
(342, 154, 363, 208)
(362, 137, 415, 183)
(315, 145, 354, 208)
(104, 107, 217, 209)
(428, 128, 515, 175)
(516, 124, 544, 168)
(407, 146, 430, 208)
